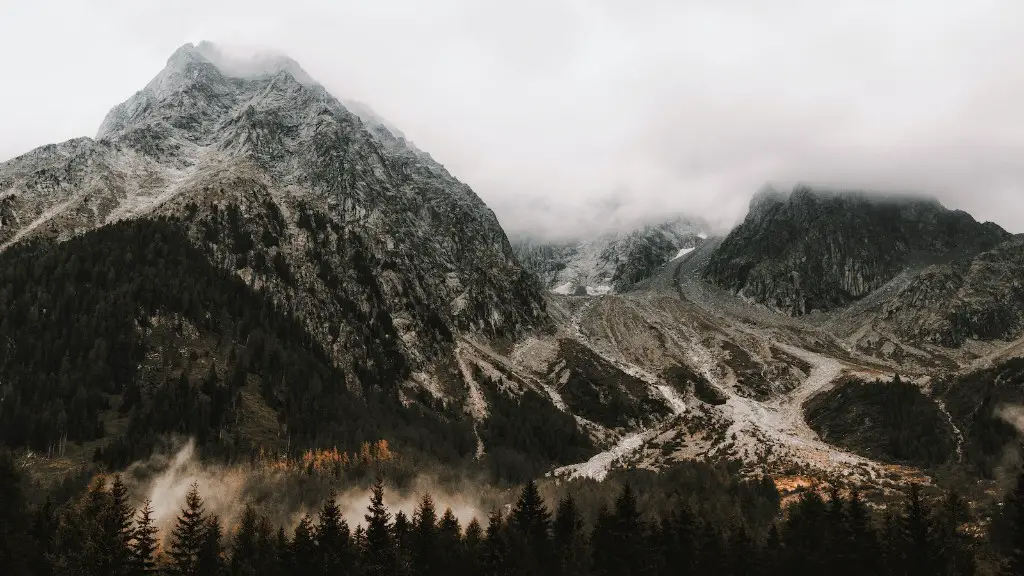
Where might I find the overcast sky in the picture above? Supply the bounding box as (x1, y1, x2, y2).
(2, 0, 1023, 238)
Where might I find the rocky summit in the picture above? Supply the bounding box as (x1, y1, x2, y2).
(703, 183, 1009, 316)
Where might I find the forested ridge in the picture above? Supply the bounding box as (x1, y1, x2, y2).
(0, 215, 607, 483)
(1, 449, 1015, 576)
(0, 217, 475, 467)
(805, 375, 957, 467)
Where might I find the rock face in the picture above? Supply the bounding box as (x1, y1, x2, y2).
(878, 235, 1024, 346)
(704, 184, 1009, 315)
(0, 41, 545, 383)
(513, 216, 709, 295)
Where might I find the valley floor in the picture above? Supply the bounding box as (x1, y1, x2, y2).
(482, 242, 997, 492)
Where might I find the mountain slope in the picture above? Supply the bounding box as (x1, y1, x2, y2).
(0, 41, 545, 383)
(513, 216, 709, 295)
(704, 184, 1009, 316)
(0, 42, 572, 475)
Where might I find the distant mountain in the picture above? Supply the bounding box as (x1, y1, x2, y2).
(512, 216, 710, 295)
(704, 184, 1010, 316)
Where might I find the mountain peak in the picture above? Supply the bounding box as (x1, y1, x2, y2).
(188, 41, 316, 86)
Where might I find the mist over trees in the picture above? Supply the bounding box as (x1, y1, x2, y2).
(2, 448, 1015, 576)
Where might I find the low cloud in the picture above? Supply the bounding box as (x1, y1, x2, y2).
(2, 1, 1023, 238)
(118, 439, 495, 540)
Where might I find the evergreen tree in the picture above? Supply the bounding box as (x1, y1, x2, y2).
(168, 482, 208, 576)
(591, 506, 615, 576)
(903, 484, 936, 576)
(846, 490, 880, 576)
(197, 515, 225, 576)
(106, 474, 135, 575)
(781, 491, 829, 576)
(289, 514, 317, 575)
(392, 510, 412, 576)
(762, 524, 784, 576)
(484, 508, 512, 576)
(509, 480, 552, 574)
(229, 504, 259, 576)
(465, 518, 485, 576)
(437, 507, 462, 573)
(609, 484, 650, 576)
(363, 476, 395, 576)
(825, 487, 852, 576)
(314, 491, 351, 574)
(412, 493, 439, 576)
(52, 476, 123, 576)
(881, 512, 905, 576)
(729, 522, 759, 576)
(694, 524, 728, 576)
(129, 500, 160, 575)
(271, 527, 289, 576)
(660, 507, 697, 576)
(1003, 473, 1024, 576)
(0, 449, 33, 576)
(553, 495, 588, 576)
(934, 491, 975, 576)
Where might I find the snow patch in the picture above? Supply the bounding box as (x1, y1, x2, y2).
(552, 281, 575, 295)
(672, 246, 696, 260)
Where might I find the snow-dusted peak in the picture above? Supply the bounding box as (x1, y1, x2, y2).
(513, 215, 710, 295)
(192, 41, 316, 86)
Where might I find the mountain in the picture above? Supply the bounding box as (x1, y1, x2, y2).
(704, 184, 1010, 316)
(7, 42, 1024, 503)
(0, 42, 554, 472)
(1, 41, 544, 367)
(512, 216, 710, 295)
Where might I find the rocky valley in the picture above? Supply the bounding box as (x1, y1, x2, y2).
(3, 43, 1024, 521)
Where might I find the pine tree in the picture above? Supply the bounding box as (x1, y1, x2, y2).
(106, 474, 135, 575)
(609, 484, 649, 576)
(935, 491, 975, 576)
(729, 522, 758, 576)
(762, 524, 784, 576)
(903, 484, 936, 576)
(129, 500, 160, 575)
(315, 491, 351, 574)
(660, 507, 697, 576)
(437, 507, 462, 573)
(465, 518, 485, 576)
(197, 515, 225, 576)
(363, 477, 395, 576)
(1003, 473, 1024, 576)
(509, 480, 552, 574)
(169, 481, 208, 576)
(591, 506, 615, 576)
(825, 487, 852, 576)
(272, 527, 289, 576)
(392, 510, 412, 576)
(484, 508, 512, 576)
(289, 514, 317, 575)
(552, 495, 587, 576)
(781, 490, 829, 575)
(846, 490, 880, 576)
(0, 449, 33, 576)
(229, 504, 259, 576)
(413, 493, 439, 576)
